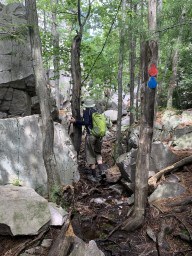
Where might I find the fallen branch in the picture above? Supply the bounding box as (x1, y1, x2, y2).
(48, 213, 73, 256)
(148, 155, 192, 189)
(4, 228, 49, 256)
(168, 196, 192, 207)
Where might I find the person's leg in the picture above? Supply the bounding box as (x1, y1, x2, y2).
(85, 135, 97, 176)
(94, 138, 107, 176)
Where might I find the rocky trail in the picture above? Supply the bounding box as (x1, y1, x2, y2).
(0, 133, 192, 255)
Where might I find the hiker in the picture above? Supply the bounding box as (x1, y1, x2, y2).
(70, 98, 105, 178)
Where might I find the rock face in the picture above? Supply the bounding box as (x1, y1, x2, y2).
(0, 115, 79, 195)
(0, 3, 35, 117)
(0, 185, 51, 236)
(154, 110, 192, 150)
(148, 182, 186, 203)
(149, 142, 179, 173)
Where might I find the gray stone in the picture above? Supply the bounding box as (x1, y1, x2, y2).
(173, 126, 192, 139)
(104, 110, 118, 123)
(148, 182, 186, 203)
(150, 142, 179, 173)
(181, 110, 192, 123)
(0, 111, 7, 118)
(41, 239, 53, 248)
(48, 202, 68, 226)
(146, 226, 157, 242)
(166, 174, 180, 183)
(0, 185, 51, 236)
(0, 87, 13, 100)
(116, 149, 137, 182)
(128, 126, 140, 149)
(172, 133, 192, 150)
(9, 89, 31, 116)
(69, 238, 105, 256)
(0, 3, 35, 116)
(0, 115, 79, 195)
(121, 116, 130, 126)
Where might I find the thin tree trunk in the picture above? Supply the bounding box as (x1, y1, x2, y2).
(70, 0, 91, 155)
(25, 0, 60, 198)
(166, 47, 179, 109)
(71, 32, 82, 154)
(122, 0, 158, 232)
(51, 0, 60, 110)
(115, 0, 126, 159)
(129, 1, 137, 126)
(166, 8, 185, 109)
(136, 0, 144, 121)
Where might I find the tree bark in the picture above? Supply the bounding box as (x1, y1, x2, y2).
(122, 0, 158, 232)
(166, 47, 179, 109)
(115, 0, 126, 159)
(129, 1, 137, 126)
(51, 0, 60, 110)
(25, 0, 60, 198)
(70, 0, 91, 155)
(71, 32, 83, 155)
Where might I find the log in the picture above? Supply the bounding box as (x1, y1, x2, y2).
(148, 155, 192, 189)
(48, 214, 74, 256)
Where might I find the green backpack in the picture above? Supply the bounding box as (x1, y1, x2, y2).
(91, 112, 107, 138)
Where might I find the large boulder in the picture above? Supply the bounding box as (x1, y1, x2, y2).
(104, 110, 118, 123)
(0, 3, 36, 116)
(149, 142, 179, 172)
(148, 182, 186, 203)
(0, 185, 51, 236)
(0, 115, 79, 195)
(116, 149, 137, 182)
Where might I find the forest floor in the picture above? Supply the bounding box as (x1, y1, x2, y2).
(1, 132, 192, 256)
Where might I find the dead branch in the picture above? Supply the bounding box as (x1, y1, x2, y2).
(48, 213, 73, 256)
(4, 228, 49, 256)
(168, 196, 192, 207)
(148, 155, 192, 189)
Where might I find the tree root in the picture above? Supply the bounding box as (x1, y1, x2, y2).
(121, 209, 145, 232)
(148, 155, 192, 190)
(4, 228, 49, 256)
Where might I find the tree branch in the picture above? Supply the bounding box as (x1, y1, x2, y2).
(148, 155, 192, 189)
(82, 0, 123, 84)
(154, 20, 192, 34)
(78, 0, 81, 28)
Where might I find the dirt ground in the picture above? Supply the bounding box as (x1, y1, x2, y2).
(0, 134, 192, 256)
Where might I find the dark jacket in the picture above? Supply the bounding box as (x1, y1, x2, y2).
(75, 107, 96, 134)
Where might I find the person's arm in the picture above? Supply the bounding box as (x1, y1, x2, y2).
(70, 109, 91, 126)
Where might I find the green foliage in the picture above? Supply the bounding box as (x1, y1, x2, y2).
(50, 185, 62, 204)
(11, 178, 21, 186)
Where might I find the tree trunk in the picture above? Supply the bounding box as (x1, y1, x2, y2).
(25, 0, 60, 198)
(135, 0, 143, 122)
(71, 33, 82, 155)
(129, 1, 137, 126)
(166, 47, 179, 109)
(70, 0, 91, 155)
(51, 0, 60, 110)
(122, 0, 158, 232)
(115, 0, 126, 159)
(166, 8, 185, 109)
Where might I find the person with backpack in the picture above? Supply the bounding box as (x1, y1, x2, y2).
(70, 98, 106, 179)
